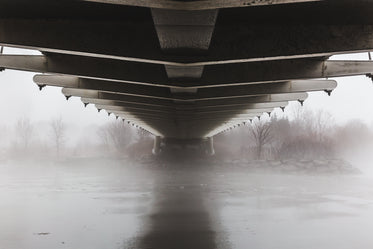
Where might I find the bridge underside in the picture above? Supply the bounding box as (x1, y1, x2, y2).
(0, 0, 373, 152)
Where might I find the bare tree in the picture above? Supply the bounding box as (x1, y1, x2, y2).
(49, 117, 66, 157)
(249, 119, 272, 159)
(97, 126, 110, 150)
(15, 117, 34, 151)
(98, 121, 133, 152)
(311, 109, 333, 142)
(271, 107, 335, 159)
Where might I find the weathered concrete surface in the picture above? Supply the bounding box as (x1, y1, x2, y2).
(1, 1, 373, 142)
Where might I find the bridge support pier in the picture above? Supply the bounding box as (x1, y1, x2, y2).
(206, 137, 215, 156)
(152, 136, 162, 155)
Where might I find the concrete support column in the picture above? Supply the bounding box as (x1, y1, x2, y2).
(206, 137, 215, 156)
(152, 136, 162, 155)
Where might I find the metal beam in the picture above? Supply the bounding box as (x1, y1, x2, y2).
(194, 93, 308, 106)
(192, 80, 336, 101)
(80, 97, 173, 109)
(99, 111, 269, 123)
(0, 57, 370, 88)
(110, 113, 163, 136)
(94, 104, 171, 114)
(82, 98, 288, 112)
(109, 112, 267, 138)
(207, 116, 275, 137)
(81, 0, 321, 10)
(77, 91, 308, 108)
(197, 60, 373, 88)
(129, 113, 269, 122)
(206, 25, 373, 66)
(77, 91, 176, 106)
(68, 89, 308, 111)
(0, 55, 169, 87)
(34, 75, 172, 99)
(0, 19, 165, 65)
(53, 78, 332, 101)
(97, 104, 276, 117)
(111, 115, 261, 139)
(2, 21, 373, 65)
(102, 107, 268, 120)
(81, 98, 176, 111)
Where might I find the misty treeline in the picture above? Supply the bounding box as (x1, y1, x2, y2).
(0, 104, 372, 161)
(215, 104, 373, 160)
(0, 117, 152, 161)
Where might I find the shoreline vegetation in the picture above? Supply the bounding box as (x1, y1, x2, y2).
(0, 105, 371, 176)
(0, 155, 360, 175)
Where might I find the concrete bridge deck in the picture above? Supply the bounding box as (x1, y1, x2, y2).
(0, 0, 373, 152)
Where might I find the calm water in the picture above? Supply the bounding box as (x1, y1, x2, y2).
(1, 160, 373, 249)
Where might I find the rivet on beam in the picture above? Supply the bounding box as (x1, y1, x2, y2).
(366, 73, 373, 83)
(38, 84, 46, 91)
(324, 90, 333, 96)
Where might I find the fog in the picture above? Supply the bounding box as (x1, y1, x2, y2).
(2, 159, 373, 249)
(2, 48, 373, 248)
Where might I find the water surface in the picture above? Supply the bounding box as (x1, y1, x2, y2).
(0, 160, 372, 249)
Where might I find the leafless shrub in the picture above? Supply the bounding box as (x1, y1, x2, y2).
(249, 119, 272, 159)
(274, 106, 335, 159)
(97, 120, 133, 154)
(15, 117, 33, 151)
(49, 117, 66, 157)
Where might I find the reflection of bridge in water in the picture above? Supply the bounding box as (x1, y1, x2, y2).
(1, 0, 373, 153)
(134, 166, 218, 249)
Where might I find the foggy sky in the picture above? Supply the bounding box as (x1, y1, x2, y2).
(0, 47, 373, 128)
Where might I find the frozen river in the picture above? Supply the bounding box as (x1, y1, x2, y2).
(1, 159, 373, 249)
